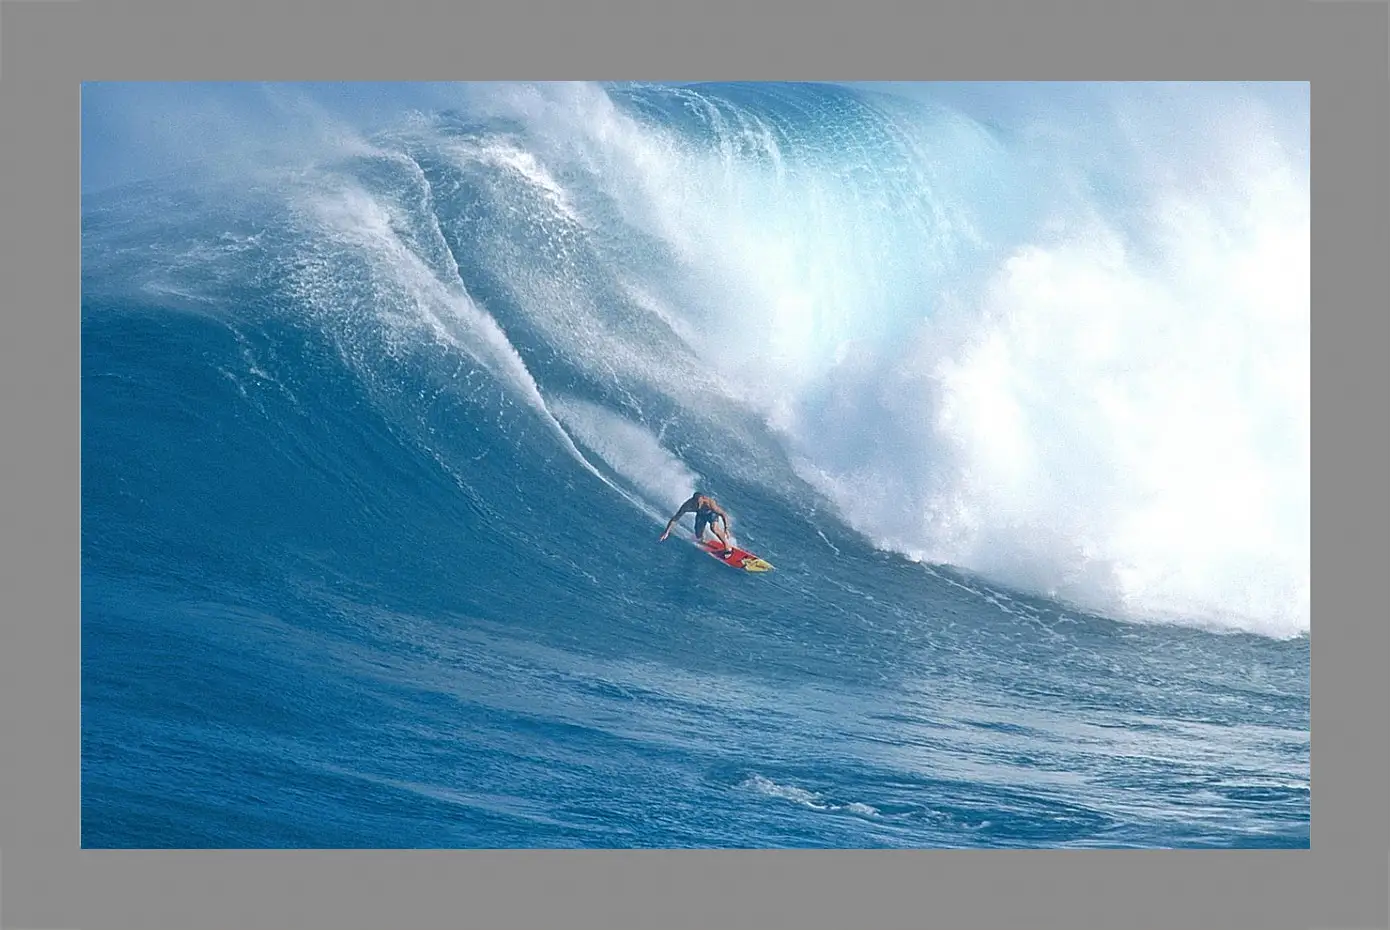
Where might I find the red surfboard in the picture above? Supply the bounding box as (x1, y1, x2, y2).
(700, 537, 774, 572)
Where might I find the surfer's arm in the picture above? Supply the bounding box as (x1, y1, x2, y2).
(659, 504, 693, 541)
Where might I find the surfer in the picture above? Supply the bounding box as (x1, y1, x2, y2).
(659, 492, 733, 556)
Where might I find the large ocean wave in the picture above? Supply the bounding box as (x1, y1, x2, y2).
(82, 80, 1310, 638)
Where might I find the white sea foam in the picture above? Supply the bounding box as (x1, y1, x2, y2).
(742, 774, 881, 817)
(482, 82, 1309, 638)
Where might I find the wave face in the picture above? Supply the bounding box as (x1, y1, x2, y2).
(81, 82, 1309, 849)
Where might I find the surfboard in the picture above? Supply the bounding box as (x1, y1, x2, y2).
(700, 537, 774, 572)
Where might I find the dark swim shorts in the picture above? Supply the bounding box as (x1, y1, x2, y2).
(695, 508, 720, 536)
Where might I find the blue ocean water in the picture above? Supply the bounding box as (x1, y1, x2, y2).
(81, 81, 1310, 849)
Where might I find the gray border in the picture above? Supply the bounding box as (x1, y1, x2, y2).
(2, 0, 1383, 927)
